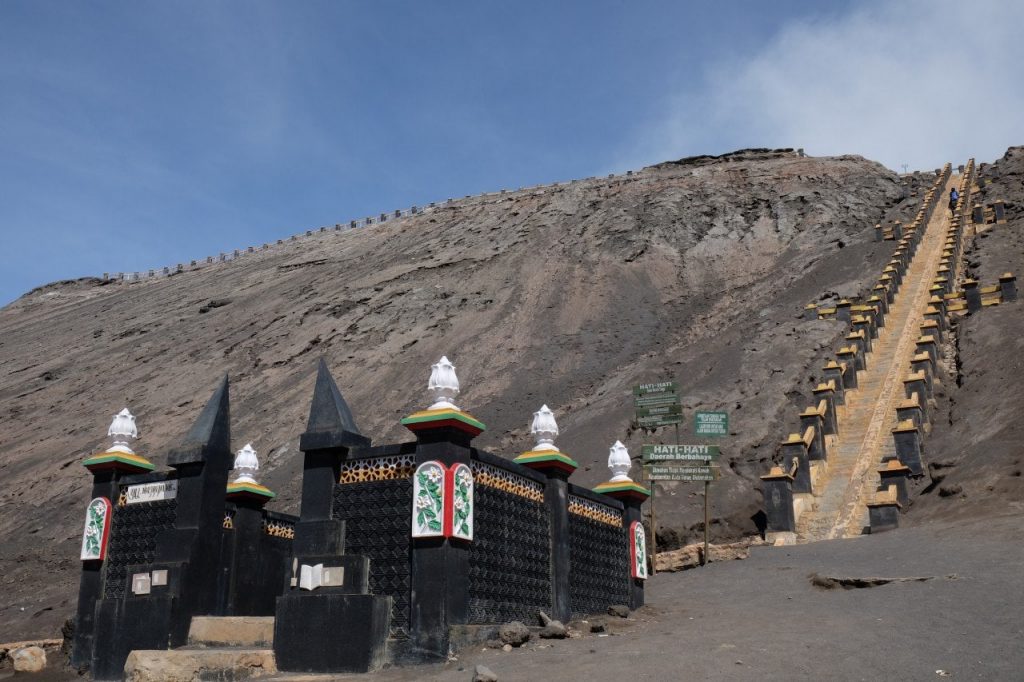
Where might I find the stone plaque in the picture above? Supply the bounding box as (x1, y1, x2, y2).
(151, 569, 168, 586)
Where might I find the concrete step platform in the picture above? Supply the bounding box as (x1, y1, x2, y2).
(189, 616, 275, 647)
(124, 647, 276, 682)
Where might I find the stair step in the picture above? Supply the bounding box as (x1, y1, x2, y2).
(124, 647, 276, 682)
(189, 616, 276, 647)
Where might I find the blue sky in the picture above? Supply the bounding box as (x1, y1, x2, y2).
(1, 0, 1021, 305)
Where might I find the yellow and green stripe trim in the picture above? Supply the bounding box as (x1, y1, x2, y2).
(226, 481, 276, 500)
(401, 408, 486, 436)
(593, 480, 651, 501)
(82, 451, 155, 472)
(514, 450, 578, 474)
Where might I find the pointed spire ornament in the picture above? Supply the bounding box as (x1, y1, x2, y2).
(300, 358, 370, 451)
(167, 375, 231, 468)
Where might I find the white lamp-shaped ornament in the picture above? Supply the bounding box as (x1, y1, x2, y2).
(427, 356, 460, 411)
(232, 443, 260, 484)
(607, 440, 633, 482)
(107, 408, 138, 455)
(530, 405, 559, 452)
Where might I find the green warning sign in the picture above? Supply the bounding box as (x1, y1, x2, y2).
(694, 411, 728, 437)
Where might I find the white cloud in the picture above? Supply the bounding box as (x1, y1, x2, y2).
(628, 0, 1024, 171)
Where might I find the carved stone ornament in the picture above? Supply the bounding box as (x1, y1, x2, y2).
(608, 440, 633, 482)
(630, 521, 648, 580)
(411, 460, 474, 541)
(530, 404, 559, 452)
(80, 497, 112, 561)
(232, 443, 260, 484)
(106, 407, 138, 454)
(427, 356, 460, 410)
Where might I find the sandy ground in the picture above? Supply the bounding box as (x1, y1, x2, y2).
(19, 513, 1022, 681)
(337, 514, 1024, 682)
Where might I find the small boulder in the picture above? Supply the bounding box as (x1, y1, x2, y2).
(12, 646, 47, 673)
(590, 621, 606, 633)
(473, 664, 499, 682)
(498, 621, 531, 647)
(938, 484, 963, 497)
(537, 610, 552, 626)
(607, 605, 630, 618)
(539, 620, 568, 639)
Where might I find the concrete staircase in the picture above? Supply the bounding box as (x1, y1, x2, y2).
(123, 616, 277, 682)
(795, 174, 958, 542)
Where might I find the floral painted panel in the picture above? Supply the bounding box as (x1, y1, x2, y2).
(450, 463, 474, 541)
(630, 521, 648, 580)
(412, 461, 446, 538)
(81, 497, 112, 561)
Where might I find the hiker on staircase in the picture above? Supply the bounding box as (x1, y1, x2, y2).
(949, 187, 959, 217)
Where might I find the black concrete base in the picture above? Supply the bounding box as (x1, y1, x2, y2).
(868, 504, 900, 533)
(274, 592, 391, 673)
(91, 595, 177, 681)
(293, 518, 346, 557)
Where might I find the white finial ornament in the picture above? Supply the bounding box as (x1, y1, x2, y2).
(608, 440, 633, 482)
(232, 443, 260, 484)
(427, 356, 460, 410)
(107, 408, 138, 454)
(530, 405, 559, 452)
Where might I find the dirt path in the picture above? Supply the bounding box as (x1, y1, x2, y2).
(271, 513, 1023, 682)
(797, 174, 958, 541)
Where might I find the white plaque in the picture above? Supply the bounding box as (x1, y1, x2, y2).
(151, 569, 168, 586)
(126, 480, 178, 505)
(132, 573, 151, 595)
(322, 566, 345, 587)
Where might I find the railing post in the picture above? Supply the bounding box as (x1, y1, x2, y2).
(514, 405, 577, 623)
(760, 466, 796, 543)
(400, 357, 483, 660)
(594, 442, 649, 610)
(73, 409, 155, 669)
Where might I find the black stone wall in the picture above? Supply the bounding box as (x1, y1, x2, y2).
(103, 496, 178, 599)
(333, 474, 413, 638)
(467, 470, 552, 624)
(567, 496, 631, 618)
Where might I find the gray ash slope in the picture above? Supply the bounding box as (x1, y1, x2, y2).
(908, 146, 1024, 522)
(0, 148, 911, 640)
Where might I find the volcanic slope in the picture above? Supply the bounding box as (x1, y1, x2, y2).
(908, 146, 1024, 522)
(0, 149, 914, 640)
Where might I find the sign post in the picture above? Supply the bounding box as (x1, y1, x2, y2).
(642, 442, 723, 566)
(633, 381, 681, 574)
